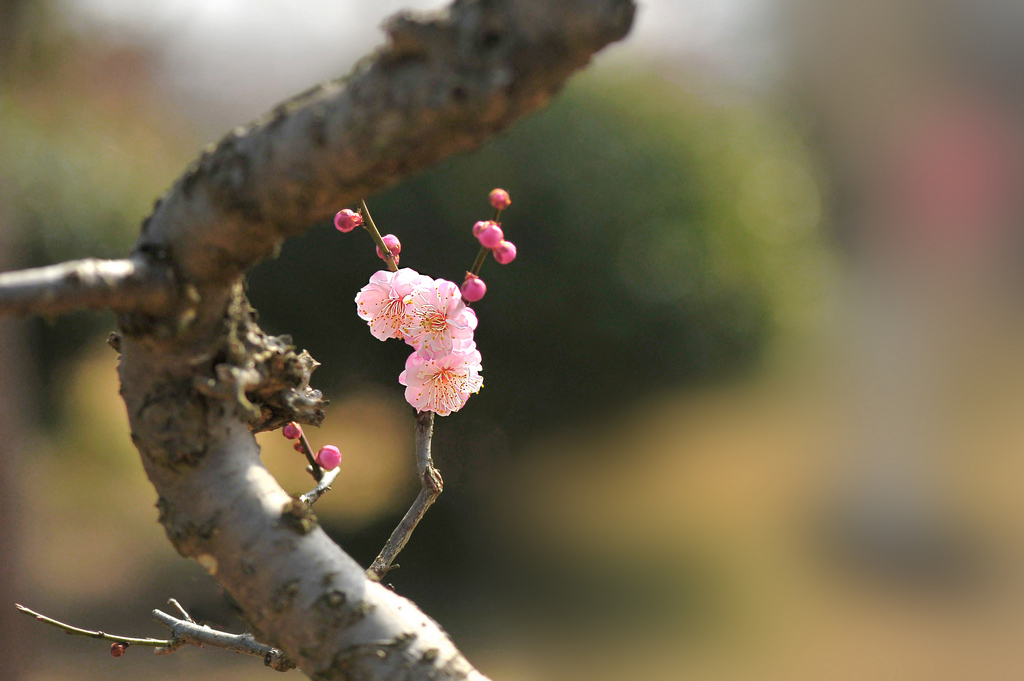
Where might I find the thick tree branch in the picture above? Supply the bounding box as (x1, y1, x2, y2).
(134, 0, 635, 287)
(0, 257, 174, 318)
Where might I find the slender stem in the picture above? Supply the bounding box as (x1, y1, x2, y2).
(367, 411, 441, 581)
(297, 432, 323, 482)
(359, 199, 399, 273)
(15, 604, 171, 647)
(469, 247, 490, 276)
(299, 466, 341, 506)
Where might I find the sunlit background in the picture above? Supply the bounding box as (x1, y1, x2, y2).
(5, 0, 1024, 679)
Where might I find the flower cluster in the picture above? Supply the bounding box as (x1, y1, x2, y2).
(338, 188, 516, 416)
(356, 269, 482, 415)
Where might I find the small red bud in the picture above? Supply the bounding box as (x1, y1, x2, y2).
(376, 234, 401, 260)
(493, 240, 517, 264)
(334, 209, 363, 233)
(477, 223, 504, 249)
(111, 642, 128, 657)
(282, 422, 302, 439)
(316, 445, 342, 470)
(489, 188, 511, 210)
(293, 442, 305, 453)
(461, 274, 487, 302)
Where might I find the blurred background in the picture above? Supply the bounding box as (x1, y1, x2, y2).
(4, 0, 1024, 679)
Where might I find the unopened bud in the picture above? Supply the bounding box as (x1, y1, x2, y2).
(489, 188, 511, 210)
(110, 642, 128, 657)
(477, 223, 504, 249)
(493, 240, 517, 264)
(334, 209, 363, 233)
(316, 445, 342, 470)
(376, 234, 401, 260)
(282, 422, 302, 440)
(461, 274, 487, 302)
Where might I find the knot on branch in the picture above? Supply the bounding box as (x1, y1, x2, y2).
(193, 285, 327, 432)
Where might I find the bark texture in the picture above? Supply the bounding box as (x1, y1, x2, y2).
(112, 1, 636, 680)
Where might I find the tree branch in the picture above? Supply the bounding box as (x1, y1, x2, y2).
(133, 0, 636, 287)
(299, 465, 341, 506)
(369, 411, 441, 581)
(49, 1, 636, 680)
(150, 608, 295, 671)
(0, 257, 175, 319)
(16, 603, 295, 672)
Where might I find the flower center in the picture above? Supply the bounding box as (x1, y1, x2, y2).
(419, 308, 448, 336)
(381, 297, 406, 319)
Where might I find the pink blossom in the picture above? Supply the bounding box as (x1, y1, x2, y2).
(404, 278, 478, 358)
(399, 349, 483, 416)
(355, 268, 432, 341)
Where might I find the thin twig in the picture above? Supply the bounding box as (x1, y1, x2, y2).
(359, 200, 399, 273)
(368, 411, 441, 580)
(16, 603, 295, 672)
(299, 465, 341, 506)
(151, 609, 295, 671)
(16, 604, 171, 647)
(166, 598, 194, 623)
(297, 431, 324, 482)
(0, 257, 174, 319)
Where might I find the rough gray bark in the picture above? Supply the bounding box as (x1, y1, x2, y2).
(4, 1, 636, 678)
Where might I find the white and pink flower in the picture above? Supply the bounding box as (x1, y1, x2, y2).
(355, 268, 432, 341)
(399, 349, 483, 416)
(404, 279, 478, 358)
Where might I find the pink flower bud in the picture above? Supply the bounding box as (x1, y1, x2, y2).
(493, 240, 517, 264)
(334, 209, 363, 233)
(477, 223, 504, 249)
(376, 234, 401, 260)
(111, 642, 128, 657)
(282, 422, 302, 440)
(489, 188, 511, 210)
(473, 220, 493, 237)
(293, 442, 305, 453)
(461, 274, 487, 302)
(316, 445, 342, 470)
